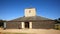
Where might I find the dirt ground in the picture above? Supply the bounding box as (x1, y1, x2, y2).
(0, 28, 60, 34)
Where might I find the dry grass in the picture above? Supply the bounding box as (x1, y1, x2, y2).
(0, 32, 27, 34)
(0, 32, 34, 34)
(0, 29, 60, 34)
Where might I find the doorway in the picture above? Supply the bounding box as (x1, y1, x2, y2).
(25, 22, 29, 28)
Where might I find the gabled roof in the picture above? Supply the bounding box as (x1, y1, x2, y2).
(9, 16, 52, 21)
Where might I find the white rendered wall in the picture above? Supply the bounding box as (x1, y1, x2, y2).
(25, 8, 36, 17)
(4, 22, 6, 28)
(21, 22, 25, 29)
(29, 22, 32, 29)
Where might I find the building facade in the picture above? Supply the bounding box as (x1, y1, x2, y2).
(4, 8, 55, 29)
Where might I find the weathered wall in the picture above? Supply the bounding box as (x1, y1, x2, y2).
(6, 20, 55, 29)
(6, 22, 21, 29)
(32, 20, 55, 29)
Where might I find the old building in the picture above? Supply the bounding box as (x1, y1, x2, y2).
(3, 8, 55, 29)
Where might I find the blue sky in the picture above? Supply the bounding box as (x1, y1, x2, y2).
(0, 0, 60, 20)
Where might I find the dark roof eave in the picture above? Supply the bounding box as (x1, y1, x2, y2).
(6, 20, 54, 22)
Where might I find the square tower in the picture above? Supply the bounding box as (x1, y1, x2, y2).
(25, 8, 36, 17)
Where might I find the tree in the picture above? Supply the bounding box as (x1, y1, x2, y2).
(58, 18, 60, 20)
(0, 20, 6, 27)
(55, 18, 60, 24)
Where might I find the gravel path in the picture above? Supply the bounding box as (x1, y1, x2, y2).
(0, 29, 60, 34)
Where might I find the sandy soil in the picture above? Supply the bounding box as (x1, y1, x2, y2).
(0, 29, 60, 34)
